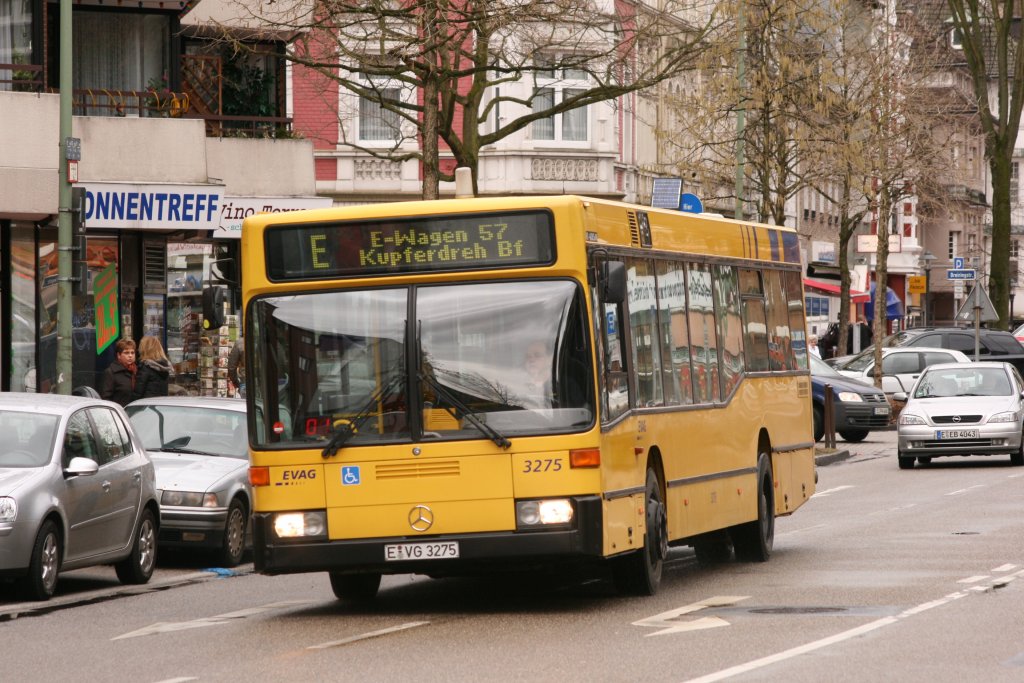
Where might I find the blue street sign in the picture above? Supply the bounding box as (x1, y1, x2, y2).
(946, 269, 976, 281)
(679, 193, 704, 214)
(953, 257, 964, 269)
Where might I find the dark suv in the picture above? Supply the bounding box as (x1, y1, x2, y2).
(810, 355, 891, 443)
(829, 327, 1024, 367)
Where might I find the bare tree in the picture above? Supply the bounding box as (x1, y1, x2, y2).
(946, 0, 1024, 329)
(211, 0, 719, 199)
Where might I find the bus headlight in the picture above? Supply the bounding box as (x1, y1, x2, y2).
(273, 511, 327, 540)
(516, 499, 573, 529)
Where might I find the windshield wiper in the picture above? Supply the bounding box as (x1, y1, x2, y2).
(155, 446, 223, 457)
(321, 371, 404, 458)
(418, 370, 511, 449)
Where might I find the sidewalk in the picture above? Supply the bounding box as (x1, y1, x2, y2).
(815, 427, 897, 466)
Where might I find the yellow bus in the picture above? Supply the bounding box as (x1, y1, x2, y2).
(241, 195, 815, 600)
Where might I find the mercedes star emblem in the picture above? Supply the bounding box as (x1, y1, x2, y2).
(408, 505, 434, 532)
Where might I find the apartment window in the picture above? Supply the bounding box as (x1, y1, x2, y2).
(1012, 240, 1020, 259)
(949, 232, 959, 260)
(903, 202, 913, 215)
(951, 26, 963, 49)
(358, 75, 403, 143)
(532, 59, 590, 143)
(1012, 162, 1019, 204)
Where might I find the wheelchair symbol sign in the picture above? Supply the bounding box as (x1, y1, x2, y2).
(341, 466, 361, 486)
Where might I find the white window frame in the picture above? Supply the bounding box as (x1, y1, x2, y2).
(357, 73, 407, 145)
(531, 58, 591, 147)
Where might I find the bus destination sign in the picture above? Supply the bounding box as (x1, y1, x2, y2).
(265, 210, 555, 280)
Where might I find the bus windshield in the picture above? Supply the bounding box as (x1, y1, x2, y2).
(249, 279, 595, 448)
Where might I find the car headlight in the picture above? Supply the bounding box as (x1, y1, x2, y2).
(837, 392, 864, 403)
(161, 490, 219, 507)
(899, 413, 928, 425)
(989, 411, 1020, 423)
(273, 511, 327, 539)
(0, 496, 16, 522)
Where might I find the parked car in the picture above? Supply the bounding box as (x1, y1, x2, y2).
(810, 354, 891, 443)
(895, 361, 1024, 469)
(125, 397, 250, 567)
(0, 394, 159, 600)
(827, 326, 1024, 368)
(1012, 322, 1024, 343)
(834, 347, 971, 396)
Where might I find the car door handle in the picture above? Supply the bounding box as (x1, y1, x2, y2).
(132, 472, 142, 481)
(102, 480, 112, 492)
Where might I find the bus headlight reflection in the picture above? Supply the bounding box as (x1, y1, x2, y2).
(516, 499, 573, 529)
(273, 511, 327, 540)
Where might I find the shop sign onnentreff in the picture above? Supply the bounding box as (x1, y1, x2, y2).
(214, 196, 334, 238)
(81, 182, 226, 231)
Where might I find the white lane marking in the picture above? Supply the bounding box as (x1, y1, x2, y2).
(957, 575, 989, 584)
(682, 591, 971, 682)
(868, 503, 917, 516)
(151, 679, 197, 683)
(811, 485, 855, 498)
(634, 596, 749, 637)
(307, 621, 430, 650)
(992, 564, 1018, 572)
(946, 485, 985, 496)
(113, 601, 313, 640)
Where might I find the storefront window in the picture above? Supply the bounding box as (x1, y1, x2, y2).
(166, 242, 240, 397)
(10, 226, 36, 392)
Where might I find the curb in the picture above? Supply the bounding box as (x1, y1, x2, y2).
(814, 448, 853, 466)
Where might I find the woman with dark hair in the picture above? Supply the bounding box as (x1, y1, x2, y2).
(99, 339, 138, 406)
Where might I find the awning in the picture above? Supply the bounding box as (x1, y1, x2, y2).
(803, 278, 870, 301)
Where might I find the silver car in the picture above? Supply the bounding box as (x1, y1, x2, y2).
(895, 362, 1024, 469)
(0, 394, 159, 600)
(125, 397, 250, 567)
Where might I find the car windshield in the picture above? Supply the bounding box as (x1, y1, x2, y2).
(914, 367, 1012, 399)
(249, 280, 596, 448)
(0, 411, 60, 468)
(126, 405, 247, 458)
(809, 354, 845, 378)
(839, 348, 876, 373)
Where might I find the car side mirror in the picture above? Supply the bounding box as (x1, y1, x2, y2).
(600, 261, 626, 304)
(64, 456, 99, 478)
(893, 392, 908, 402)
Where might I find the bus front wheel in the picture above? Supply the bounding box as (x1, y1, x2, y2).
(612, 467, 667, 596)
(731, 454, 774, 562)
(329, 572, 382, 603)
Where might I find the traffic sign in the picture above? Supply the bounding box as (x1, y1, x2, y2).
(955, 285, 999, 323)
(946, 269, 976, 280)
(953, 257, 964, 269)
(651, 178, 683, 209)
(679, 193, 704, 214)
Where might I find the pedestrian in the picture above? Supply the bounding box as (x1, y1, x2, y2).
(99, 339, 138, 406)
(227, 336, 245, 396)
(809, 335, 820, 358)
(135, 335, 174, 399)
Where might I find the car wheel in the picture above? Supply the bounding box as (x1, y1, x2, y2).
(23, 520, 61, 601)
(329, 572, 382, 603)
(612, 467, 667, 595)
(1012, 448, 1024, 467)
(218, 499, 248, 567)
(115, 509, 157, 585)
(898, 451, 915, 469)
(813, 404, 824, 443)
(839, 429, 869, 443)
(731, 453, 774, 562)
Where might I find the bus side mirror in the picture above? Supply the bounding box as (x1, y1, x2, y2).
(600, 261, 626, 304)
(203, 285, 225, 330)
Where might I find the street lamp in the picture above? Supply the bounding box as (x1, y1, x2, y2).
(920, 250, 937, 326)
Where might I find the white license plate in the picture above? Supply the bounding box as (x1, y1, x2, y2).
(874, 406, 890, 416)
(384, 541, 460, 561)
(936, 429, 980, 440)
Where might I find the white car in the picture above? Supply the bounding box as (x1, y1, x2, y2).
(835, 346, 971, 395)
(895, 361, 1024, 469)
(126, 397, 250, 567)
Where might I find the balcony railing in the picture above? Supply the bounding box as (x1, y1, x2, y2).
(0, 60, 294, 139)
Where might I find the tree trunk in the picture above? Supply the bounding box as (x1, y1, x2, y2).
(421, 74, 440, 200)
(989, 148, 1012, 329)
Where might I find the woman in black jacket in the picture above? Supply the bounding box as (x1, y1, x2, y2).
(99, 339, 138, 406)
(135, 335, 174, 399)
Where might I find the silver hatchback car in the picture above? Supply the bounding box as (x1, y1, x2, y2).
(895, 362, 1024, 469)
(0, 394, 159, 600)
(126, 397, 250, 567)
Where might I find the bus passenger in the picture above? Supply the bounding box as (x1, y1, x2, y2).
(521, 340, 553, 408)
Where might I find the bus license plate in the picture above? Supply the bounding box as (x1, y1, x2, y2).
(384, 541, 460, 561)
(936, 429, 979, 440)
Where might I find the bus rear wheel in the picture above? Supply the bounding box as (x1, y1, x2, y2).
(329, 572, 381, 603)
(731, 454, 774, 562)
(612, 467, 667, 595)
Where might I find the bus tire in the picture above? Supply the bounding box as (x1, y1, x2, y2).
(612, 467, 666, 596)
(693, 533, 733, 566)
(731, 454, 774, 562)
(329, 572, 381, 603)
